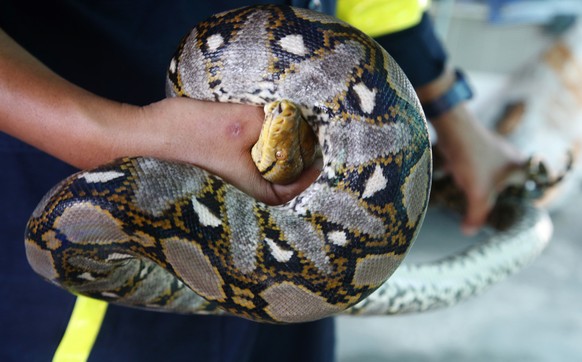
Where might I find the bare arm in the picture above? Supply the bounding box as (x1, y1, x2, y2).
(417, 68, 524, 234)
(0, 28, 318, 205)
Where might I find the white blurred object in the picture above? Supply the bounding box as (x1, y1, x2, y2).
(486, 0, 582, 25)
(470, 19, 582, 210)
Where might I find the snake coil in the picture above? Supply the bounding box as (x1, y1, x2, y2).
(24, 5, 550, 323)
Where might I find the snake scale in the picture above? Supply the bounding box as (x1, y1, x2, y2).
(24, 5, 551, 323)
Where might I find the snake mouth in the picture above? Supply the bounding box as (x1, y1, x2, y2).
(258, 159, 278, 177)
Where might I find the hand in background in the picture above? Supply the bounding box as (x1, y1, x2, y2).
(417, 69, 525, 235)
(431, 105, 524, 235)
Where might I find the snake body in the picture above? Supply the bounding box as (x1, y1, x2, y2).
(346, 202, 552, 315)
(24, 5, 551, 323)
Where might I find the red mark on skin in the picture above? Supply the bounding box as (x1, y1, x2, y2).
(224, 107, 264, 140)
(226, 122, 242, 138)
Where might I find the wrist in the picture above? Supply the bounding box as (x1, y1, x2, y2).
(417, 68, 474, 121)
(416, 68, 456, 102)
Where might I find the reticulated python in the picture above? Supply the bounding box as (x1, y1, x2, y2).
(24, 5, 551, 323)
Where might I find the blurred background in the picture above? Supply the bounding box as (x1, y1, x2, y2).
(337, 1, 582, 361)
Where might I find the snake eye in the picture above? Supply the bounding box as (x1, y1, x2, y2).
(275, 150, 285, 159)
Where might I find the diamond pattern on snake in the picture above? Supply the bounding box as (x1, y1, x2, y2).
(25, 4, 432, 323)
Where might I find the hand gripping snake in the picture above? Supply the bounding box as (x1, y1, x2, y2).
(24, 5, 552, 323)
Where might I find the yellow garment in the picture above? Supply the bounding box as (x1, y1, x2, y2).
(336, 0, 430, 37)
(53, 296, 108, 362)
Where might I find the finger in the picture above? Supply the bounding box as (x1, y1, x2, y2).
(461, 190, 495, 236)
(270, 157, 322, 205)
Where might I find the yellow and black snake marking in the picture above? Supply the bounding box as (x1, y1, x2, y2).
(25, 5, 431, 323)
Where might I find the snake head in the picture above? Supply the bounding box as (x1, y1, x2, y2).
(251, 100, 318, 184)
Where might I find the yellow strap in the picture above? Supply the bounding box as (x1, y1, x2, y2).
(336, 0, 431, 37)
(53, 296, 108, 362)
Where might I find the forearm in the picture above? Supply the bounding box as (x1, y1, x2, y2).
(0, 28, 262, 174)
(415, 67, 469, 134)
(0, 28, 140, 168)
(0, 28, 300, 203)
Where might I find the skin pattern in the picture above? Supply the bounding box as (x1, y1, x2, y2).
(25, 5, 431, 323)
